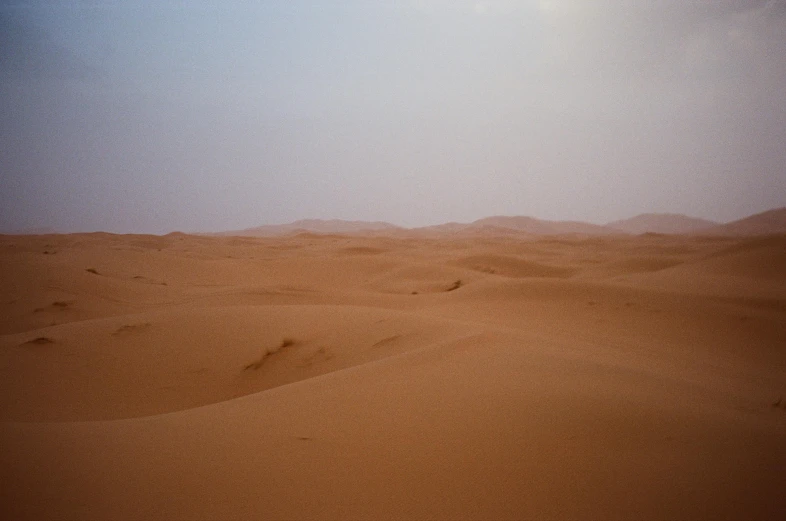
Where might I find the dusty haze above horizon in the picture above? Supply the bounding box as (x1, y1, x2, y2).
(2, 1, 786, 234)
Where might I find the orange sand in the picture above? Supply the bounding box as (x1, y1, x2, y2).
(1, 230, 784, 519)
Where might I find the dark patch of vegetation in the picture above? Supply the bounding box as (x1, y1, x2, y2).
(446, 279, 462, 292)
(245, 352, 273, 371)
(244, 338, 296, 370)
(23, 337, 55, 346)
(34, 301, 72, 313)
(132, 275, 167, 286)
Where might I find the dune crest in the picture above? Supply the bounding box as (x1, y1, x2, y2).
(202, 207, 786, 238)
(606, 213, 719, 234)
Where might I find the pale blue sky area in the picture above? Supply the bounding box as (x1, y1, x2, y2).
(2, 1, 785, 233)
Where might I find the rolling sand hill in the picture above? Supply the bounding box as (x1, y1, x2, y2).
(207, 208, 786, 239)
(1, 229, 785, 520)
(472, 215, 619, 235)
(405, 216, 618, 237)
(215, 219, 401, 237)
(607, 213, 719, 234)
(700, 207, 786, 236)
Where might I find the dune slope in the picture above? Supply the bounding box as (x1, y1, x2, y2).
(1, 231, 784, 520)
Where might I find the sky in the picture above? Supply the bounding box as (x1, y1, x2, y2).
(1, 0, 785, 233)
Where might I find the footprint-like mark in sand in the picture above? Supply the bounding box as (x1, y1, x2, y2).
(21, 337, 55, 346)
(132, 275, 168, 286)
(371, 335, 402, 349)
(112, 323, 152, 336)
(296, 346, 333, 368)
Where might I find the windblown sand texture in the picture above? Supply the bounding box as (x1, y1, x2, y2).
(1, 228, 785, 519)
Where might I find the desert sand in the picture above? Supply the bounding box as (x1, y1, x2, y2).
(1, 227, 785, 520)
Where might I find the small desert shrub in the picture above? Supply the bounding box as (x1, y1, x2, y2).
(244, 338, 296, 371)
(24, 337, 54, 345)
(446, 279, 462, 292)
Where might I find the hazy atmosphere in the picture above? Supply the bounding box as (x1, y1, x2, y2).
(2, 0, 785, 234)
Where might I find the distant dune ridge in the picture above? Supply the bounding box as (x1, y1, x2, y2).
(606, 213, 719, 235)
(698, 207, 786, 236)
(207, 207, 786, 238)
(216, 219, 401, 237)
(471, 216, 617, 235)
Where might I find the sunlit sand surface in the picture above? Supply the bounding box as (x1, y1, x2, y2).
(1, 229, 784, 519)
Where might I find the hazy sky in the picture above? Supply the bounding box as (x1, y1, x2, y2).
(2, 0, 785, 233)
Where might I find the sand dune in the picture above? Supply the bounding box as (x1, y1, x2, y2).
(208, 208, 786, 239)
(216, 219, 401, 237)
(700, 207, 786, 236)
(1, 230, 785, 519)
(452, 254, 576, 278)
(606, 213, 719, 234)
(0, 305, 480, 422)
(684, 235, 786, 279)
(471, 215, 618, 235)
